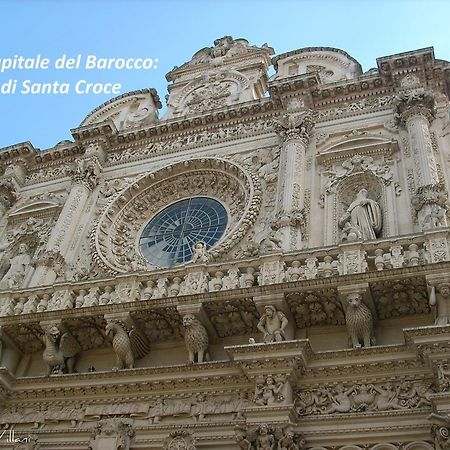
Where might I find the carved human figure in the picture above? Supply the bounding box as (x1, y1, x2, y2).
(0, 243, 32, 289)
(235, 433, 252, 450)
(255, 375, 285, 406)
(429, 283, 450, 325)
(344, 293, 375, 348)
(257, 305, 288, 343)
(339, 189, 382, 240)
(278, 430, 305, 450)
(191, 241, 210, 264)
(371, 383, 404, 410)
(256, 424, 275, 450)
(325, 384, 355, 414)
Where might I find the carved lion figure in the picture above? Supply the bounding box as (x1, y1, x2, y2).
(344, 293, 374, 348)
(182, 314, 210, 364)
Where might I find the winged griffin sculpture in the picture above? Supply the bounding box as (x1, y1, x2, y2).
(105, 319, 150, 370)
(42, 323, 81, 375)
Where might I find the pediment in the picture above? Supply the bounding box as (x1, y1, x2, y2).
(9, 200, 62, 217)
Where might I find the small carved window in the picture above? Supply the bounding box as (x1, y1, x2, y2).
(139, 197, 228, 267)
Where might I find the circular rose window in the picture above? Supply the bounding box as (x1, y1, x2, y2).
(139, 197, 228, 267)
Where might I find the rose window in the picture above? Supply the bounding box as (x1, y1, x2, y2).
(139, 197, 228, 267)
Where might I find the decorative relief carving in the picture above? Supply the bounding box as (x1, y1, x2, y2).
(295, 380, 434, 415)
(273, 110, 315, 145)
(371, 278, 429, 319)
(203, 298, 259, 338)
(93, 158, 261, 274)
(254, 374, 286, 405)
(235, 425, 305, 450)
(163, 429, 196, 450)
(286, 289, 345, 328)
(394, 87, 436, 125)
(324, 154, 393, 194)
(412, 184, 449, 230)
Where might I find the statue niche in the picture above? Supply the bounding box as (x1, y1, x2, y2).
(338, 179, 383, 242)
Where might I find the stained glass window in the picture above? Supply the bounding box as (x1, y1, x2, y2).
(139, 197, 228, 267)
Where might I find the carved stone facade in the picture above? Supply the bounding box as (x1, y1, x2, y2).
(0, 40, 448, 449)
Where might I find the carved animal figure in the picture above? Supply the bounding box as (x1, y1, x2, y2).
(345, 293, 374, 348)
(105, 320, 150, 370)
(182, 314, 210, 363)
(42, 324, 81, 375)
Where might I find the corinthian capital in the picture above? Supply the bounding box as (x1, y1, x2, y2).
(273, 109, 315, 144)
(393, 87, 436, 126)
(71, 156, 101, 191)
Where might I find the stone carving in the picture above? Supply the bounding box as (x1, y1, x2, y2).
(93, 158, 261, 274)
(343, 293, 374, 348)
(235, 425, 305, 450)
(394, 86, 436, 125)
(89, 418, 134, 450)
(257, 305, 288, 343)
(163, 429, 196, 450)
(180, 271, 209, 295)
(325, 155, 393, 194)
(71, 157, 101, 191)
(182, 314, 210, 363)
(429, 283, 450, 325)
(372, 278, 429, 319)
(204, 299, 259, 338)
(286, 290, 345, 328)
(429, 413, 450, 450)
(412, 184, 449, 230)
(42, 323, 81, 375)
(0, 243, 32, 289)
(295, 380, 433, 415)
(339, 189, 382, 241)
(105, 319, 150, 370)
(254, 375, 285, 406)
(273, 110, 315, 144)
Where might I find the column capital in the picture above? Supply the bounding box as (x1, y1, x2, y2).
(273, 109, 315, 144)
(70, 155, 102, 191)
(393, 87, 436, 126)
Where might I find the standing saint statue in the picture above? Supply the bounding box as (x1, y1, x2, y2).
(0, 243, 32, 289)
(339, 189, 382, 240)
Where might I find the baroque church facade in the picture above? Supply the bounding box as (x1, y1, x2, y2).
(0, 37, 449, 449)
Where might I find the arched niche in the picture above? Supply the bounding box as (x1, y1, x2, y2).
(403, 442, 434, 450)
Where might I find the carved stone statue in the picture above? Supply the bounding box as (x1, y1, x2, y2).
(0, 243, 32, 289)
(278, 429, 306, 450)
(429, 283, 450, 325)
(339, 189, 382, 241)
(257, 305, 288, 343)
(325, 384, 355, 413)
(344, 293, 375, 348)
(182, 314, 210, 363)
(191, 241, 210, 264)
(105, 320, 150, 370)
(42, 323, 81, 375)
(256, 424, 275, 450)
(254, 375, 285, 406)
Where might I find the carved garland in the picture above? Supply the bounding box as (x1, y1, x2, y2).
(92, 158, 261, 274)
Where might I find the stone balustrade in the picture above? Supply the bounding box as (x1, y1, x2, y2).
(0, 229, 448, 318)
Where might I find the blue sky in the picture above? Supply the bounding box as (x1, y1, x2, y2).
(0, 0, 449, 150)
